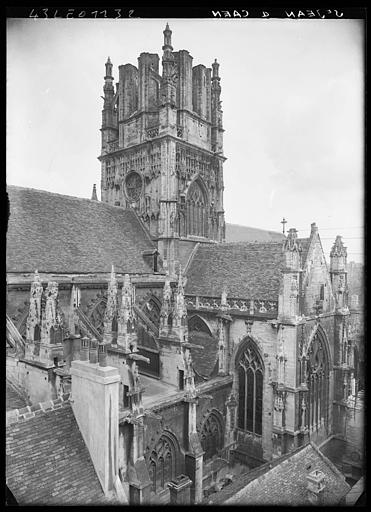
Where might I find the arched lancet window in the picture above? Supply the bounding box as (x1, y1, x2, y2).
(111, 315, 118, 343)
(237, 340, 264, 435)
(34, 324, 41, 342)
(305, 330, 329, 432)
(186, 180, 207, 237)
(200, 411, 224, 460)
(148, 433, 178, 494)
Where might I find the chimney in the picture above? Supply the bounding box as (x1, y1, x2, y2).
(81, 336, 90, 361)
(70, 354, 120, 495)
(307, 469, 325, 505)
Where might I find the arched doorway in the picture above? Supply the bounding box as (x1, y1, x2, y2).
(236, 339, 264, 435)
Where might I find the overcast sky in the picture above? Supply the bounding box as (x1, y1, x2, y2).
(7, 18, 364, 263)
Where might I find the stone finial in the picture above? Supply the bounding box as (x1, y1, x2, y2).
(330, 235, 347, 258)
(212, 58, 220, 80)
(163, 22, 173, 51)
(105, 56, 113, 78)
(160, 273, 172, 332)
(26, 270, 44, 343)
(310, 222, 318, 235)
(104, 264, 118, 324)
(91, 184, 98, 201)
(283, 228, 301, 252)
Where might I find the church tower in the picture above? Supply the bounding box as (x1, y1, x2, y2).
(98, 24, 226, 273)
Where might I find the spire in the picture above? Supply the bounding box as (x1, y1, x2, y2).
(91, 184, 98, 201)
(117, 274, 137, 351)
(160, 273, 172, 335)
(162, 22, 173, 52)
(283, 227, 302, 271)
(103, 57, 114, 107)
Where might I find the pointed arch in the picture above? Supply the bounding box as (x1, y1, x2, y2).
(147, 430, 180, 494)
(302, 324, 331, 433)
(185, 177, 208, 237)
(188, 314, 213, 336)
(199, 409, 224, 460)
(235, 337, 264, 435)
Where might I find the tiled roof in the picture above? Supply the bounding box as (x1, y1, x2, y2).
(6, 398, 118, 505)
(6, 185, 156, 274)
(225, 223, 285, 243)
(6, 381, 28, 412)
(208, 443, 350, 506)
(185, 242, 285, 300)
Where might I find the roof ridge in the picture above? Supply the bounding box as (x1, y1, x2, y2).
(310, 441, 351, 481)
(226, 222, 283, 234)
(6, 393, 71, 426)
(7, 184, 129, 210)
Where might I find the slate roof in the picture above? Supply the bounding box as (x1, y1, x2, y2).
(6, 381, 28, 411)
(208, 443, 350, 506)
(6, 185, 156, 274)
(225, 223, 285, 243)
(185, 242, 285, 300)
(6, 399, 118, 505)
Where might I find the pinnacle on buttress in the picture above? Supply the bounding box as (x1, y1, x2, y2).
(91, 184, 98, 201)
(330, 236, 347, 259)
(283, 228, 301, 253)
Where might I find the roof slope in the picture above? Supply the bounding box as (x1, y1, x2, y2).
(6, 381, 28, 411)
(225, 223, 285, 243)
(185, 242, 285, 300)
(6, 401, 116, 505)
(6, 186, 156, 274)
(209, 443, 350, 505)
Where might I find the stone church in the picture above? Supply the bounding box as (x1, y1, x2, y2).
(6, 25, 361, 505)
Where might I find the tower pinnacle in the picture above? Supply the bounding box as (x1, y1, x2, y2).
(162, 22, 173, 52)
(91, 184, 98, 201)
(105, 56, 113, 80)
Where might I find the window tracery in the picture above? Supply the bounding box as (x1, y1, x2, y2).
(186, 180, 207, 237)
(303, 331, 329, 432)
(200, 412, 224, 460)
(237, 341, 264, 435)
(148, 434, 178, 494)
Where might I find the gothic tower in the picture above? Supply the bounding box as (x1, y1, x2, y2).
(98, 24, 226, 273)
